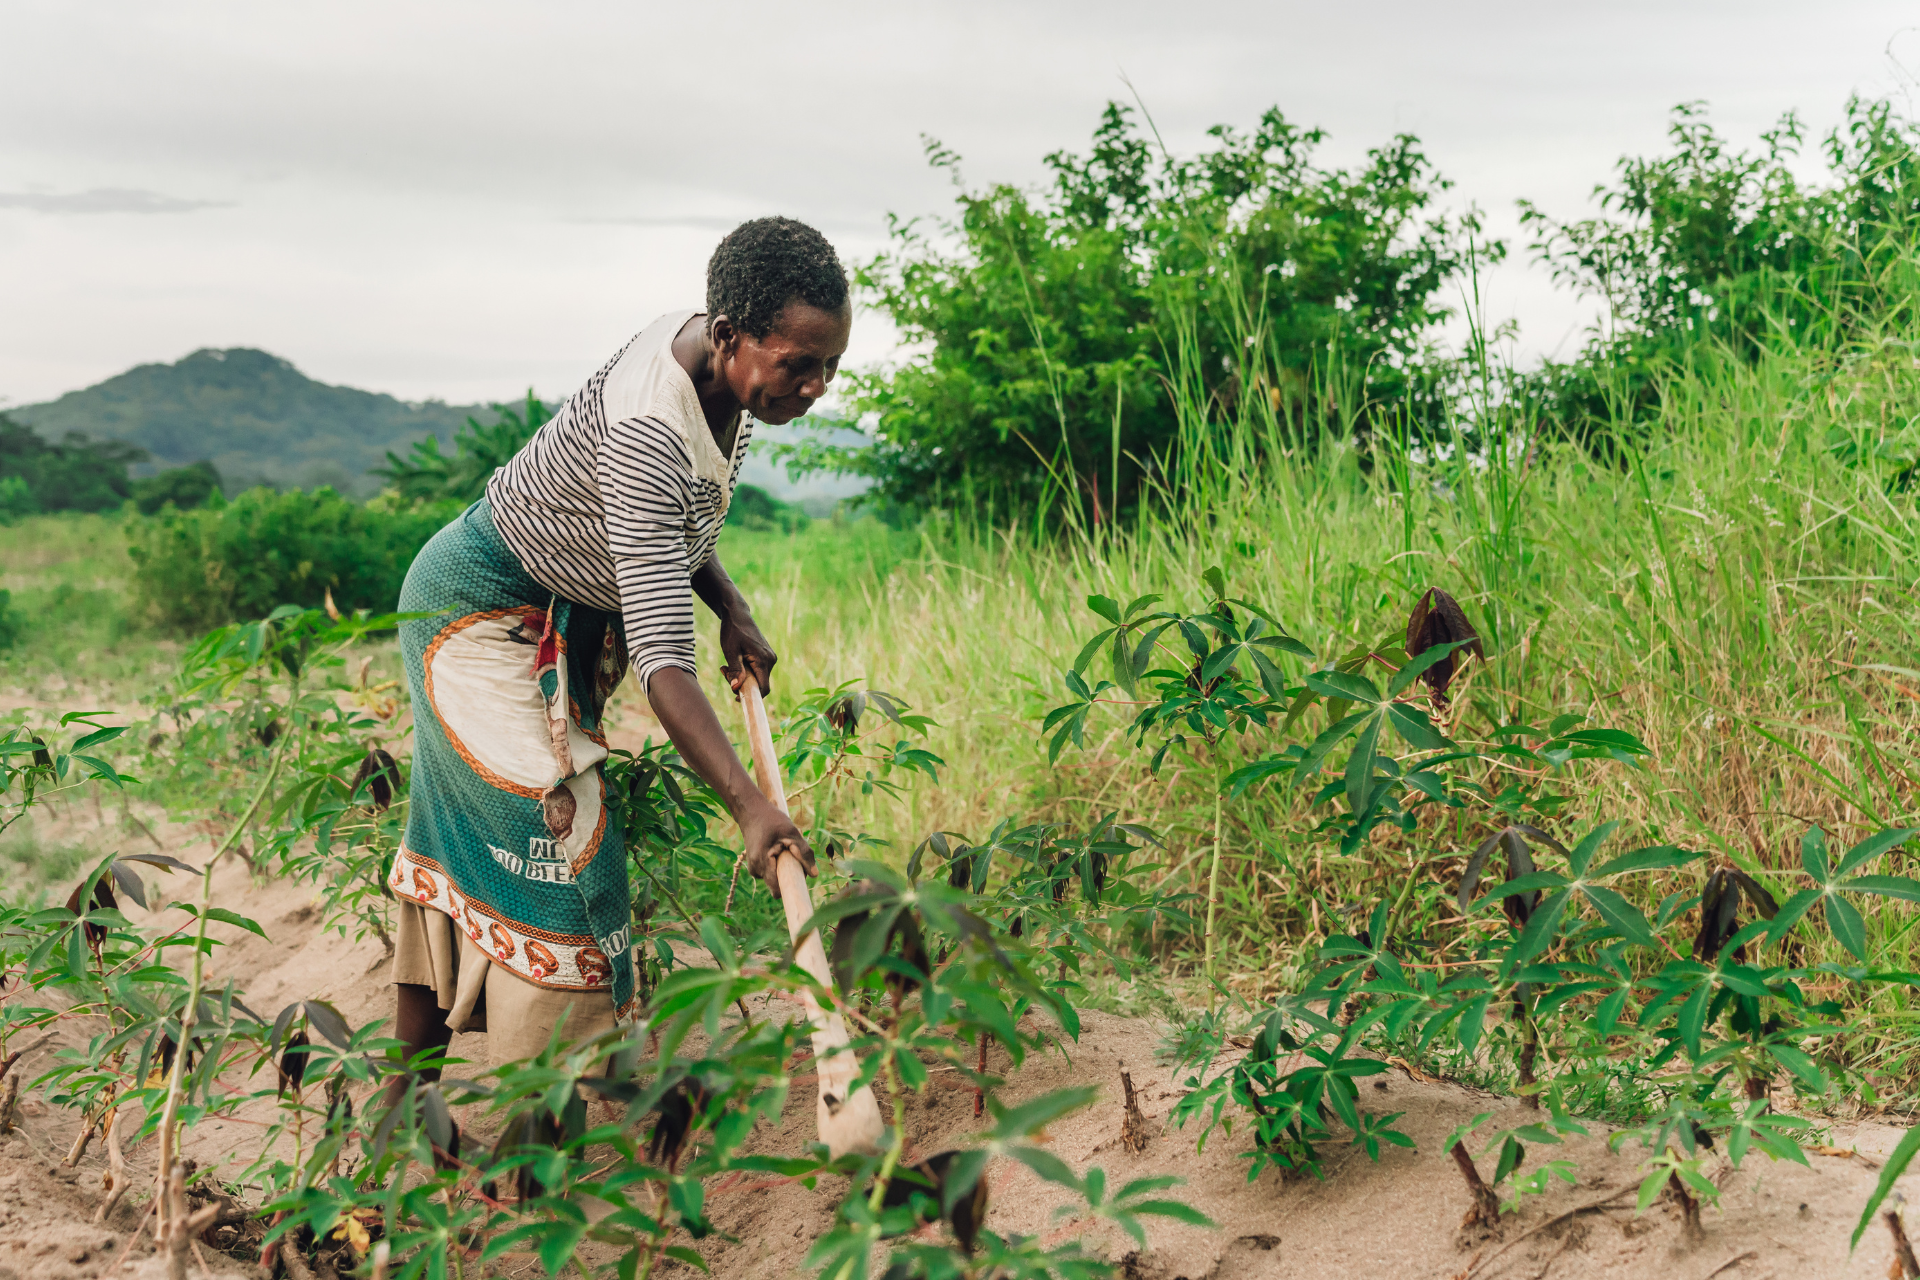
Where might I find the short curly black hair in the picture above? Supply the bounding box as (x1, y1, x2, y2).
(706, 216, 848, 340)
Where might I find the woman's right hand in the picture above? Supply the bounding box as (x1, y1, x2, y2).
(643, 667, 817, 900)
(741, 799, 815, 899)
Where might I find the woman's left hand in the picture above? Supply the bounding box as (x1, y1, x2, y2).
(720, 610, 778, 696)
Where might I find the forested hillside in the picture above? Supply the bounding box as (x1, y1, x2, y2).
(9, 347, 480, 495)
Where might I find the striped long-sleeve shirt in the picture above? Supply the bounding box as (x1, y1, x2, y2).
(487, 310, 753, 689)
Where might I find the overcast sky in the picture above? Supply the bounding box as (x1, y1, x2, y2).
(3, 1, 1916, 410)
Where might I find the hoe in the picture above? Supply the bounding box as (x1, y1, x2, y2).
(738, 680, 885, 1158)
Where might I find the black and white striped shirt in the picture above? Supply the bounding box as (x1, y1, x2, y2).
(487, 310, 753, 689)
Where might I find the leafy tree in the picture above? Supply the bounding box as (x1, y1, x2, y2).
(725, 482, 809, 532)
(132, 460, 223, 514)
(1521, 97, 1920, 443)
(0, 413, 144, 514)
(788, 104, 1485, 518)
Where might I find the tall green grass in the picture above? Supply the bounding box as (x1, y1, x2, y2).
(706, 294, 1920, 1078)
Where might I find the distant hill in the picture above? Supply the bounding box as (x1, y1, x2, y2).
(10, 348, 483, 497)
(9, 346, 874, 507)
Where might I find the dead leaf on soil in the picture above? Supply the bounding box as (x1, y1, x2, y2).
(1813, 1144, 1885, 1169)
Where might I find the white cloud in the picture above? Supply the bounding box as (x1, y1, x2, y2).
(0, 187, 231, 214)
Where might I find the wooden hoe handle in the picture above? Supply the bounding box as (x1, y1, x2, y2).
(738, 680, 883, 1158)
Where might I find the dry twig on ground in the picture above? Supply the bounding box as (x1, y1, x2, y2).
(95, 1108, 130, 1224)
(1119, 1068, 1149, 1154)
(1886, 1210, 1919, 1279)
(1469, 1187, 1636, 1276)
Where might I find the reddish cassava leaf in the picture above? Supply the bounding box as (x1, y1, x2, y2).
(1406, 588, 1485, 700)
(277, 1028, 311, 1097)
(349, 748, 399, 811)
(65, 876, 116, 946)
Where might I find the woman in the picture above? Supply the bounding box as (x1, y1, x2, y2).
(384, 217, 846, 1091)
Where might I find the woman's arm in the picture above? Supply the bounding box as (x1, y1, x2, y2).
(676, 553, 809, 891)
(645, 666, 815, 897)
(600, 419, 812, 896)
(690, 554, 777, 694)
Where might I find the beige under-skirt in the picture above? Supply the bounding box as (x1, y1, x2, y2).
(392, 899, 618, 1067)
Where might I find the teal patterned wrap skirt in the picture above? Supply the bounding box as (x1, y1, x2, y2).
(389, 498, 637, 1019)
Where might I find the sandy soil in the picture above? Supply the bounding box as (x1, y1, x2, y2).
(4, 795, 1919, 1280)
(692, 1001, 1917, 1280)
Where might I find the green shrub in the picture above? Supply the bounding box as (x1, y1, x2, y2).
(797, 103, 1480, 517)
(127, 486, 454, 628)
(725, 482, 809, 532)
(131, 460, 222, 514)
(0, 591, 20, 651)
(0, 413, 142, 514)
(1521, 97, 1920, 442)
(0, 478, 31, 524)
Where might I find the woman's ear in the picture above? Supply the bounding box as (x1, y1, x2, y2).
(708, 314, 743, 357)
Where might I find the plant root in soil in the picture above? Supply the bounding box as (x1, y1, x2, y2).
(1888, 1209, 1920, 1279)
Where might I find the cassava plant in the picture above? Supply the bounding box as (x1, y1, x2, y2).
(795, 861, 1212, 1279)
(1336, 819, 1914, 1236)
(1, 711, 136, 838)
(1047, 572, 1678, 1192)
(1442, 1111, 1586, 1228)
(1043, 568, 1317, 993)
(5, 612, 1205, 1280)
(907, 815, 1192, 988)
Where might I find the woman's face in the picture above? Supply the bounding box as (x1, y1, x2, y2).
(715, 300, 852, 425)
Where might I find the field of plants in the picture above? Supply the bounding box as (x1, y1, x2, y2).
(3, 95, 1920, 1280)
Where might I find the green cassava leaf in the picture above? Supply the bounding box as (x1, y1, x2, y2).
(1834, 828, 1918, 878)
(1580, 885, 1658, 947)
(1073, 627, 1119, 676)
(1292, 712, 1371, 790)
(1565, 822, 1621, 877)
(1384, 702, 1450, 750)
(1767, 888, 1823, 945)
(1826, 893, 1868, 961)
(1388, 640, 1476, 699)
(1842, 875, 1920, 903)
(1502, 891, 1571, 977)
(1588, 846, 1705, 879)
(1344, 711, 1385, 815)
(1676, 982, 1711, 1057)
(1802, 827, 1830, 880)
(1304, 670, 1382, 705)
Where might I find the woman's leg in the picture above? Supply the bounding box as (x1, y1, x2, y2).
(381, 982, 454, 1112)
